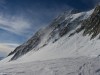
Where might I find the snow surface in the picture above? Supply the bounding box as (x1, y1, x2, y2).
(0, 57, 94, 75)
(0, 57, 100, 75)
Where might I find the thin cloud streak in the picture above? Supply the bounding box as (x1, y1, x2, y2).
(0, 43, 19, 55)
(0, 15, 32, 35)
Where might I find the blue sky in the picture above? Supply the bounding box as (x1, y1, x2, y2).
(0, 0, 99, 56)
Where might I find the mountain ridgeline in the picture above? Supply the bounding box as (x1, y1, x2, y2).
(8, 5, 100, 61)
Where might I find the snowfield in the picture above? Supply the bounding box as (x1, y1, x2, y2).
(0, 57, 99, 75)
(0, 57, 100, 75)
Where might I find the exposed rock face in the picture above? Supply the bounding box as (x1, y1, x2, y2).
(82, 5, 100, 39)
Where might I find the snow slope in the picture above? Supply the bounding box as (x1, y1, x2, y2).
(8, 9, 94, 61)
(0, 9, 94, 63)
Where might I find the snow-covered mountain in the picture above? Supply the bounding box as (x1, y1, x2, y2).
(1, 4, 100, 75)
(7, 8, 93, 61)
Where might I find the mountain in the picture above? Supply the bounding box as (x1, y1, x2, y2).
(0, 4, 100, 75)
(8, 8, 92, 61)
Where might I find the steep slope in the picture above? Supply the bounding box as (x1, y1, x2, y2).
(1, 5, 99, 63)
(8, 9, 90, 61)
(6, 5, 100, 63)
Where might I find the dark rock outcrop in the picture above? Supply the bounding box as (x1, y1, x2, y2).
(81, 5, 100, 39)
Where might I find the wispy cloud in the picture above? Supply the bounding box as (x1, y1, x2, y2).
(0, 43, 19, 56)
(0, 15, 32, 35)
